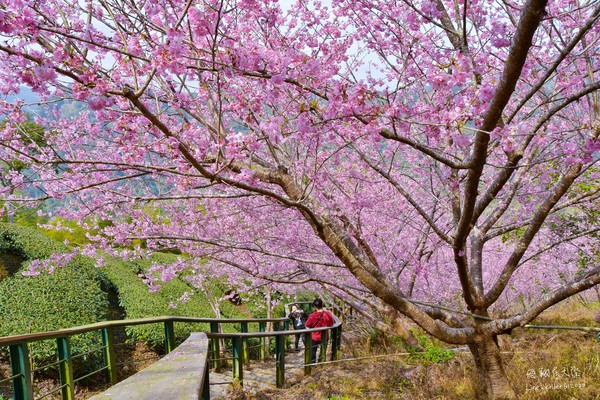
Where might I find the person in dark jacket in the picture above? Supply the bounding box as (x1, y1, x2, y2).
(288, 304, 307, 351)
(305, 298, 334, 363)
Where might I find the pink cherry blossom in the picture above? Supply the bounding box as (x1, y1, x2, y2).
(1, 1, 599, 398)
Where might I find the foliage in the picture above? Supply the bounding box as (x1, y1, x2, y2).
(239, 288, 306, 319)
(40, 217, 93, 247)
(0, 262, 108, 374)
(0, 117, 45, 172)
(0, 223, 108, 373)
(0, 222, 68, 259)
(0, 258, 108, 336)
(96, 253, 248, 347)
(406, 330, 455, 365)
(2, 1, 600, 398)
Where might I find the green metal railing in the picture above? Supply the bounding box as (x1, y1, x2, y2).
(0, 313, 343, 400)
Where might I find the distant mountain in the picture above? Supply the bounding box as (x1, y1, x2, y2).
(4, 86, 87, 119)
(6, 86, 39, 104)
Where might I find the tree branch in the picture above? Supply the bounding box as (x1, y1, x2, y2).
(507, 3, 600, 124)
(484, 164, 582, 306)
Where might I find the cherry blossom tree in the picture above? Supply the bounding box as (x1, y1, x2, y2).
(1, 0, 600, 398)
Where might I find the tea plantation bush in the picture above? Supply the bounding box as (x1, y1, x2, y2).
(0, 222, 68, 259)
(0, 222, 255, 367)
(0, 223, 109, 375)
(99, 253, 249, 348)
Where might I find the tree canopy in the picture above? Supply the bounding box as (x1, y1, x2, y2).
(1, 0, 599, 398)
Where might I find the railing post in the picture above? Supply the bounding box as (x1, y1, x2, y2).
(338, 325, 342, 357)
(210, 322, 221, 369)
(319, 331, 328, 363)
(164, 320, 175, 354)
(275, 334, 285, 388)
(283, 320, 291, 350)
(272, 321, 280, 357)
(331, 325, 342, 361)
(304, 335, 312, 376)
(101, 327, 118, 385)
(259, 322, 266, 361)
(231, 336, 243, 385)
(334, 298, 344, 322)
(57, 337, 75, 400)
(9, 342, 33, 400)
(240, 322, 249, 364)
(201, 362, 211, 400)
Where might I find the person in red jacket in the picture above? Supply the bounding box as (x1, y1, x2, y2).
(305, 298, 334, 364)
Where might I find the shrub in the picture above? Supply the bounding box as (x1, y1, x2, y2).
(0, 223, 109, 375)
(0, 222, 68, 259)
(0, 257, 108, 375)
(97, 253, 249, 348)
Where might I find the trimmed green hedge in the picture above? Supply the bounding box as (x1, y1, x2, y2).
(0, 260, 108, 371)
(0, 223, 108, 374)
(0, 222, 253, 364)
(0, 222, 68, 259)
(98, 253, 249, 347)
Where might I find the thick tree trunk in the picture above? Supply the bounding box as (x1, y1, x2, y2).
(469, 335, 516, 400)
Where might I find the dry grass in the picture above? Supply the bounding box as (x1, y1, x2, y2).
(235, 300, 600, 399)
(502, 329, 600, 399)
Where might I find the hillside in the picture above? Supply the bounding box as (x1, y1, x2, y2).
(0, 222, 251, 342)
(249, 301, 600, 399)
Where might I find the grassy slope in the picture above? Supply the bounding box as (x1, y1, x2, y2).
(244, 299, 600, 400)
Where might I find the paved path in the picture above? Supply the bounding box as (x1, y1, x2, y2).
(208, 348, 307, 399)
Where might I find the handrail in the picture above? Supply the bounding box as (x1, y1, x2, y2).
(0, 313, 343, 400)
(523, 324, 600, 332)
(0, 316, 289, 346)
(206, 321, 341, 339)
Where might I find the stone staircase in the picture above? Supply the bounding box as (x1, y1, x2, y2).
(209, 348, 307, 399)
